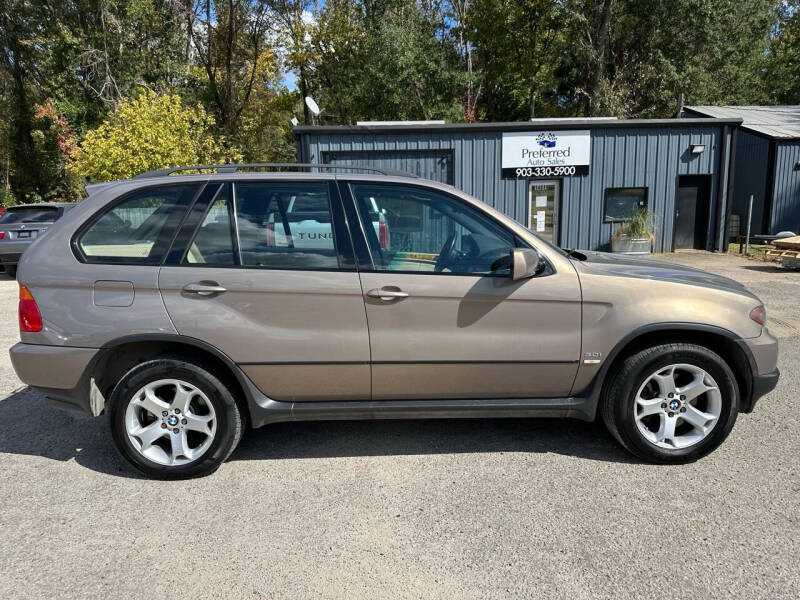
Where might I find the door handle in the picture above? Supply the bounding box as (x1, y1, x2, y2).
(366, 287, 409, 301)
(183, 282, 227, 296)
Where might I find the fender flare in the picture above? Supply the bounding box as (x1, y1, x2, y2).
(582, 322, 757, 414)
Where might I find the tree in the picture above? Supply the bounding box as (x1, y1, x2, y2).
(308, 0, 465, 123)
(177, 0, 272, 132)
(467, 0, 564, 120)
(764, 2, 800, 104)
(72, 90, 233, 181)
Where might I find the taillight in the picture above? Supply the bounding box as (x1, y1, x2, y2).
(266, 221, 275, 246)
(379, 221, 388, 249)
(19, 284, 43, 332)
(0, 231, 5, 239)
(749, 305, 766, 326)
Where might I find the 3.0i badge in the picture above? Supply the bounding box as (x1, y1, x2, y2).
(583, 352, 602, 364)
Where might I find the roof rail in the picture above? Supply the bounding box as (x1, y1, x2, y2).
(133, 162, 418, 179)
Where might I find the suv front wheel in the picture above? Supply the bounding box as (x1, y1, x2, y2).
(108, 357, 244, 479)
(602, 343, 740, 463)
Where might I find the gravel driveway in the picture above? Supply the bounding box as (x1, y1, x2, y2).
(0, 252, 798, 599)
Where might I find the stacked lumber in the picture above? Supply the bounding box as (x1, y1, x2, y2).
(773, 235, 800, 251)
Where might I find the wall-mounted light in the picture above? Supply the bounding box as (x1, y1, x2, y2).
(690, 144, 706, 154)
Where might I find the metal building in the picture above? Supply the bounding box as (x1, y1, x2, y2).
(684, 106, 800, 236)
(295, 118, 740, 253)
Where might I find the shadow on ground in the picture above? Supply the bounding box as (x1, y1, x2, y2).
(740, 264, 789, 273)
(0, 387, 635, 479)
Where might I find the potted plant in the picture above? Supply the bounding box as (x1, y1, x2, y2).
(611, 209, 656, 255)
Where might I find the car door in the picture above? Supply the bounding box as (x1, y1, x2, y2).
(344, 182, 581, 401)
(158, 180, 371, 402)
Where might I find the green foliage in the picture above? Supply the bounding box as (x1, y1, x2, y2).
(73, 91, 234, 182)
(614, 209, 657, 240)
(309, 0, 466, 122)
(764, 2, 800, 103)
(0, 189, 16, 207)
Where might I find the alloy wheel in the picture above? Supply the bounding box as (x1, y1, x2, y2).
(634, 363, 722, 449)
(124, 379, 217, 466)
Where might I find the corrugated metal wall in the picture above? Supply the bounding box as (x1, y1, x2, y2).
(771, 141, 800, 233)
(299, 124, 729, 252)
(730, 130, 770, 235)
(324, 149, 454, 183)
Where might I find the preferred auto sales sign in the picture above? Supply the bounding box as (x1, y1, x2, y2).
(501, 130, 591, 178)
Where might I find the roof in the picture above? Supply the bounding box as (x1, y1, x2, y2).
(293, 117, 741, 135)
(685, 106, 800, 140)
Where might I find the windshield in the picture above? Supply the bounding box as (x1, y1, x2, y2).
(0, 207, 59, 224)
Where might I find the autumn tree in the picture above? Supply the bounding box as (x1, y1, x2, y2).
(73, 91, 233, 181)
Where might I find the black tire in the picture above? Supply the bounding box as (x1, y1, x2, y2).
(108, 356, 244, 479)
(5, 265, 17, 279)
(601, 343, 739, 463)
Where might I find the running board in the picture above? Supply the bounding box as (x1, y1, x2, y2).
(249, 396, 596, 428)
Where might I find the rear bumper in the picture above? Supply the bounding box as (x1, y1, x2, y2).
(0, 252, 22, 265)
(10, 342, 99, 415)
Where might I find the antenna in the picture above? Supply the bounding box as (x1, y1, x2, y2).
(304, 96, 321, 117)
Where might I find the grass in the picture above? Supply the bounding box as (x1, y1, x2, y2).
(727, 243, 772, 260)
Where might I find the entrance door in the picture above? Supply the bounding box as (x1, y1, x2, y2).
(347, 182, 581, 401)
(674, 175, 711, 250)
(529, 181, 559, 243)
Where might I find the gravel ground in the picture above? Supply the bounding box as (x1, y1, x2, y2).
(0, 253, 798, 599)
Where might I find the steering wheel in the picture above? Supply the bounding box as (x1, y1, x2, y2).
(434, 232, 457, 272)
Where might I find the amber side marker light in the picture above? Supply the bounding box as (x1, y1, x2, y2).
(19, 284, 43, 332)
(749, 305, 766, 326)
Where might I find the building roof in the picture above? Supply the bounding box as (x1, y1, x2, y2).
(294, 117, 741, 135)
(685, 105, 800, 140)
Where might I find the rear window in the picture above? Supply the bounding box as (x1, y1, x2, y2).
(77, 184, 199, 264)
(0, 207, 59, 224)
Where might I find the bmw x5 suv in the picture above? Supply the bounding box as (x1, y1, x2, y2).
(9, 164, 779, 479)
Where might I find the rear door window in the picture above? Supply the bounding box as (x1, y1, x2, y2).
(183, 186, 236, 265)
(0, 207, 60, 224)
(77, 184, 199, 264)
(233, 182, 340, 269)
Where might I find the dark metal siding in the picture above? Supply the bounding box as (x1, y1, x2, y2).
(771, 141, 800, 233)
(728, 130, 770, 235)
(323, 149, 454, 184)
(299, 124, 730, 252)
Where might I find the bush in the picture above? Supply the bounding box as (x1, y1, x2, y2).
(0, 188, 16, 208)
(72, 91, 238, 182)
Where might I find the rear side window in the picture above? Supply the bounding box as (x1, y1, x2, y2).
(184, 187, 235, 265)
(0, 207, 60, 224)
(78, 184, 199, 264)
(233, 182, 339, 269)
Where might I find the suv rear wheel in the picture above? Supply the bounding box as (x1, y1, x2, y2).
(601, 343, 739, 463)
(108, 357, 244, 479)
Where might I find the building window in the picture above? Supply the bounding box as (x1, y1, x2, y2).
(604, 187, 648, 222)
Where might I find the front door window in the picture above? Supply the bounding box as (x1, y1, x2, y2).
(350, 184, 515, 275)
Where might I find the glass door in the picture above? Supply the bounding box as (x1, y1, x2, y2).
(528, 180, 559, 244)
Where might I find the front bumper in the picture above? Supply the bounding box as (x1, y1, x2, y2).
(10, 342, 99, 414)
(738, 327, 780, 412)
(751, 368, 780, 403)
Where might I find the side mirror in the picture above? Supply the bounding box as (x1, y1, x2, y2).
(511, 248, 545, 281)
